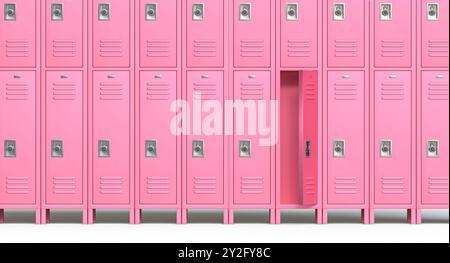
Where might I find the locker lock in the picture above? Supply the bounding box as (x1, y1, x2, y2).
(98, 3, 110, 21)
(333, 140, 345, 158)
(98, 140, 110, 158)
(146, 3, 157, 20)
(427, 3, 439, 20)
(286, 3, 298, 21)
(333, 3, 345, 20)
(4, 140, 16, 158)
(52, 3, 63, 20)
(192, 140, 204, 158)
(4, 3, 16, 20)
(145, 140, 157, 158)
(305, 140, 311, 157)
(380, 140, 392, 158)
(380, 3, 392, 21)
(239, 140, 251, 158)
(51, 140, 64, 158)
(240, 4, 251, 21)
(192, 3, 204, 21)
(427, 140, 439, 158)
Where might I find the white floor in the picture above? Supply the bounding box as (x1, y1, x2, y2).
(0, 210, 448, 243)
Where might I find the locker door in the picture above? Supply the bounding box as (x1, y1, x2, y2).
(93, 71, 130, 205)
(0, 71, 36, 204)
(0, 0, 36, 67)
(327, 71, 365, 205)
(421, 0, 449, 67)
(374, 71, 411, 205)
(46, 71, 83, 205)
(139, 0, 177, 68)
(186, 71, 224, 204)
(45, 0, 84, 67)
(327, 0, 365, 68)
(92, 0, 130, 68)
(374, 0, 412, 68)
(186, 0, 224, 67)
(281, 0, 318, 68)
(233, 71, 271, 205)
(302, 71, 318, 205)
(421, 71, 449, 205)
(140, 71, 177, 205)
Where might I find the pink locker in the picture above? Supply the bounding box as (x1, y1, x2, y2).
(45, 0, 84, 67)
(327, 0, 365, 68)
(45, 71, 83, 205)
(92, 71, 130, 205)
(92, 0, 130, 68)
(139, 0, 177, 68)
(421, 71, 449, 205)
(140, 71, 177, 204)
(421, 0, 449, 68)
(233, 71, 271, 205)
(0, 71, 36, 204)
(374, 71, 412, 205)
(0, 0, 36, 67)
(327, 71, 365, 205)
(233, 0, 271, 68)
(374, 0, 412, 68)
(280, 0, 318, 68)
(186, 0, 224, 68)
(186, 71, 224, 204)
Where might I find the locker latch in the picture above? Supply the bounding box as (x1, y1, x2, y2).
(192, 3, 204, 21)
(286, 3, 298, 21)
(4, 3, 16, 21)
(51, 140, 64, 158)
(240, 3, 251, 21)
(333, 3, 345, 21)
(380, 3, 392, 21)
(98, 140, 110, 158)
(146, 3, 157, 21)
(333, 140, 345, 158)
(192, 140, 204, 158)
(427, 140, 439, 158)
(145, 140, 157, 158)
(4, 140, 16, 158)
(98, 3, 110, 21)
(427, 3, 439, 20)
(51, 3, 63, 21)
(305, 140, 311, 157)
(239, 140, 251, 158)
(380, 140, 392, 158)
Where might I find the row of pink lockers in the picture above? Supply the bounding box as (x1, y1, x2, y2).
(0, 0, 448, 69)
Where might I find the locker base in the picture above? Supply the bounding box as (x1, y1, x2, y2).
(181, 209, 229, 224)
(40, 209, 89, 224)
(87, 209, 135, 224)
(0, 209, 4, 223)
(227, 209, 278, 224)
(369, 209, 420, 224)
(134, 209, 183, 224)
(407, 209, 419, 225)
(322, 209, 371, 224)
(0, 209, 41, 224)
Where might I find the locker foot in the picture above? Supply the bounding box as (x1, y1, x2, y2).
(40, 209, 49, 224)
(275, 209, 281, 224)
(176, 209, 182, 224)
(135, 209, 142, 224)
(0, 209, 4, 223)
(369, 209, 375, 224)
(362, 209, 371, 224)
(228, 209, 234, 224)
(223, 209, 229, 224)
(129, 209, 136, 224)
(321, 209, 328, 225)
(315, 209, 323, 224)
(416, 209, 422, 225)
(181, 209, 188, 224)
(87, 209, 96, 224)
(35, 208, 42, 224)
(269, 209, 276, 224)
(82, 209, 89, 224)
(408, 209, 418, 224)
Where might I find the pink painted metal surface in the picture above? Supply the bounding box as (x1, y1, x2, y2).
(421, 71, 449, 205)
(280, 0, 318, 68)
(327, 71, 365, 205)
(374, 71, 412, 205)
(45, 0, 84, 68)
(374, 0, 412, 68)
(139, 71, 177, 205)
(0, 71, 36, 204)
(139, 0, 177, 68)
(45, 71, 83, 205)
(233, 0, 271, 68)
(0, 0, 36, 67)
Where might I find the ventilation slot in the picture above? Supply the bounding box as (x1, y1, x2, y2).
(381, 83, 405, 101)
(334, 40, 358, 57)
(147, 177, 170, 194)
(53, 40, 76, 58)
(240, 177, 264, 194)
(6, 177, 30, 194)
(304, 82, 316, 101)
(99, 40, 123, 57)
(99, 177, 123, 194)
(52, 82, 77, 101)
(428, 40, 449, 58)
(99, 82, 124, 101)
(5, 82, 29, 100)
(240, 39, 264, 58)
(381, 177, 405, 195)
(381, 40, 405, 57)
(53, 177, 76, 194)
(5, 40, 29, 57)
(428, 177, 449, 195)
(333, 82, 358, 101)
(240, 82, 264, 100)
(287, 39, 311, 58)
(193, 177, 217, 194)
(427, 82, 449, 101)
(193, 40, 217, 58)
(146, 82, 170, 101)
(147, 40, 170, 58)
(334, 177, 357, 195)
(193, 82, 218, 100)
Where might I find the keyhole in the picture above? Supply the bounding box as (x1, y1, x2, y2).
(148, 146, 155, 153)
(382, 146, 389, 152)
(7, 145, 14, 152)
(55, 145, 61, 152)
(335, 9, 342, 17)
(335, 146, 342, 153)
(101, 9, 108, 16)
(241, 145, 248, 153)
(288, 8, 295, 16)
(382, 9, 389, 16)
(194, 9, 201, 16)
(54, 9, 61, 16)
(101, 145, 108, 152)
(194, 146, 202, 153)
(429, 8, 436, 16)
(241, 9, 248, 16)
(7, 9, 14, 16)
(429, 146, 436, 153)
(148, 9, 155, 16)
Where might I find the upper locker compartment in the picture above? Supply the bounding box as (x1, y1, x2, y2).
(46, 0, 84, 67)
(92, 0, 130, 68)
(0, 0, 36, 67)
(234, 0, 271, 68)
(421, 0, 449, 68)
(281, 0, 318, 68)
(140, 0, 177, 68)
(327, 0, 365, 68)
(186, 0, 224, 68)
(374, 0, 412, 68)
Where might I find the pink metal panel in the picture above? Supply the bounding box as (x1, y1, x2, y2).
(233, 0, 271, 68)
(421, 71, 449, 205)
(139, 0, 177, 68)
(92, 71, 130, 205)
(327, 71, 365, 205)
(0, 71, 36, 204)
(374, 0, 412, 68)
(280, 0, 318, 68)
(327, 0, 365, 68)
(0, 0, 36, 67)
(233, 71, 271, 205)
(140, 71, 177, 205)
(186, 71, 224, 205)
(186, 0, 224, 68)
(374, 71, 412, 205)
(45, 0, 84, 67)
(421, 0, 449, 67)
(45, 71, 83, 205)
(92, 0, 130, 68)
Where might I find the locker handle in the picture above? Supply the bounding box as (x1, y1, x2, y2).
(201, 74, 209, 79)
(107, 75, 116, 79)
(305, 141, 311, 157)
(341, 74, 351, 79)
(436, 74, 444, 79)
(154, 74, 163, 79)
(60, 75, 68, 79)
(389, 74, 398, 79)
(13, 75, 21, 79)
(248, 74, 257, 79)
